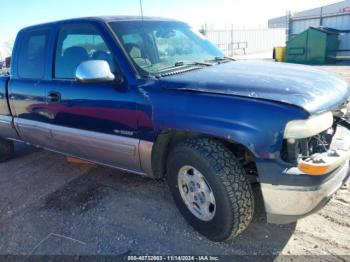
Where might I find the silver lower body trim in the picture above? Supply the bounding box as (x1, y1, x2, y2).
(51, 124, 141, 173)
(0, 115, 20, 139)
(139, 140, 154, 176)
(12, 118, 155, 177)
(40, 145, 150, 177)
(15, 118, 52, 146)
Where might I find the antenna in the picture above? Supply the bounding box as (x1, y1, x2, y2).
(139, 0, 144, 20)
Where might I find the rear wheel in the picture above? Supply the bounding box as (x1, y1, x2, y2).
(0, 138, 14, 162)
(167, 137, 254, 241)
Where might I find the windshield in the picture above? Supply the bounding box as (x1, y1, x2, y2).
(109, 21, 224, 76)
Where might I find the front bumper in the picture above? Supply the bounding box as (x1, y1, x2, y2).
(262, 160, 349, 224)
(261, 124, 350, 224)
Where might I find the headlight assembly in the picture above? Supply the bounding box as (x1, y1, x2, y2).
(284, 111, 333, 139)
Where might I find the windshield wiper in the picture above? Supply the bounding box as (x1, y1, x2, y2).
(206, 56, 236, 63)
(155, 61, 212, 78)
(215, 56, 236, 61)
(174, 61, 213, 67)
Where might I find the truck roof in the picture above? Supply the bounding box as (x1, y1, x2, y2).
(20, 16, 184, 31)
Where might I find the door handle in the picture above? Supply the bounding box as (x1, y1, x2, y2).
(47, 92, 61, 103)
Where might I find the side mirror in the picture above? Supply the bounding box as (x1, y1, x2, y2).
(76, 60, 115, 83)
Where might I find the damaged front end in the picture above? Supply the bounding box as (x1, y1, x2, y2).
(261, 104, 350, 224)
(281, 105, 350, 176)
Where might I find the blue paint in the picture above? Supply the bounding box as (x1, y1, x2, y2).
(1, 17, 349, 185)
(159, 60, 350, 115)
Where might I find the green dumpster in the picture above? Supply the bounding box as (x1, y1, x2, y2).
(286, 27, 339, 64)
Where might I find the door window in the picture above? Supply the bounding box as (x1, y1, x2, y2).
(55, 24, 115, 79)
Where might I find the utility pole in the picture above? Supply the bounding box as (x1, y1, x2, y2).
(320, 7, 323, 27)
(139, 0, 144, 20)
(286, 10, 292, 41)
(231, 24, 234, 57)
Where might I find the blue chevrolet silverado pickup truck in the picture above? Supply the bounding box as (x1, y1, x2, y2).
(0, 16, 350, 242)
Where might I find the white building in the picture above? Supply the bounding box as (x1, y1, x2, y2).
(269, 1, 350, 58)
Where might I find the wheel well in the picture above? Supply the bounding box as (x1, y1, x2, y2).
(151, 130, 258, 181)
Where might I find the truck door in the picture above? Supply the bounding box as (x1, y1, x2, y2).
(46, 22, 141, 172)
(8, 28, 53, 147)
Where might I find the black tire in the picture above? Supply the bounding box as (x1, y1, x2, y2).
(167, 137, 254, 241)
(0, 138, 14, 162)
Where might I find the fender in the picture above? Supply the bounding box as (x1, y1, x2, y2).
(147, 88, 309, 160)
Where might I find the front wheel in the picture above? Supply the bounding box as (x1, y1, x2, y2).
(167, 138, 254, 241)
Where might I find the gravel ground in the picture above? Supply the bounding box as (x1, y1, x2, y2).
(0, 65, 349, 259)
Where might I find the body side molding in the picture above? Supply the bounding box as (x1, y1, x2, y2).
(139, 140, 154, 177)
(13, 118, 155, 177)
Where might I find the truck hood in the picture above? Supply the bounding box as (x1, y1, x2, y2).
(159, 60, 350, 114)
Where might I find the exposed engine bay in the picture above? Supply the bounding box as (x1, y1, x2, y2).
(281, 106, 350, 175)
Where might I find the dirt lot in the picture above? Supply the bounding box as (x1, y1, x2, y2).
(0, 65, 349, 259)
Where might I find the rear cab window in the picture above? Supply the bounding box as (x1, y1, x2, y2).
(17, 29, 50, 79)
